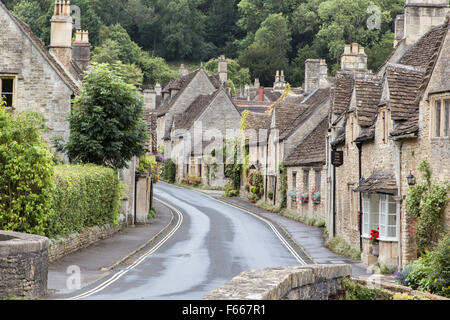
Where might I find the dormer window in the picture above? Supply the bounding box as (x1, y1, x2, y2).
(0, 77, 15, 108)
(432, 96, 450, 138)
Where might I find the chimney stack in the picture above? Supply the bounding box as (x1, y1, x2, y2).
(258, 86, 265, 102)
(404, 0, 449, 45)
(305, 59, 329, 93)
(340, 43, 367, 72)
(72, 30, 90, 72)
(254, 78, 260, 89)
(179, 64, 189, 77)
(218, 55, 227, 84)
(50, 0, 73, 71)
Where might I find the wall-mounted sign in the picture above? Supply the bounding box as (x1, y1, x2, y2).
(332, 150, 344, 167)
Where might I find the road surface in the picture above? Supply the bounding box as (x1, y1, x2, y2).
(69, 182, 305, 300)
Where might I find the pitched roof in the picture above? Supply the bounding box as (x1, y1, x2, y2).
(354, 76, 383, 127)
(355, 125, 375, 143)
(157, 70, 200, 116)
(332, 72, 354, 116)
(389, 113, 419, 138)
(331, 132, 346, 148)
(280, 88, 331, 141)
(245, 112, 271, 131)
(399, 22, 448, 70)
(385, 64, 425, 121)
(354, 171, 397, 194)
(173, 91, 218, 131)
(284, 117, 328, 167)
(1, 4, 80, 95)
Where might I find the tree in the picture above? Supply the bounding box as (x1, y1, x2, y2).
(239, 42, 288, 86)
(288, 44, 320, 87)
(254, 13, 292, 57)
(65, 63, 148, 169)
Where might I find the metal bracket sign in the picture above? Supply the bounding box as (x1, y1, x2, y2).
(331, 150, 344, 167)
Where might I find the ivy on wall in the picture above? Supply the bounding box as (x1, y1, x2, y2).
(406, 159, 449, 255)
(278, 162, 287, 209)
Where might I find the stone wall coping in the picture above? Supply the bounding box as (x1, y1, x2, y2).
(202, 264, 352, 300)
(0, 230, 49, 256)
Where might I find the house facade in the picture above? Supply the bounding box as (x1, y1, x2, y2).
(328, 2, 450, 270)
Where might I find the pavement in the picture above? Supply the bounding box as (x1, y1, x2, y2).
(46, 199, 174, 298)
(208, 194, 369, 278)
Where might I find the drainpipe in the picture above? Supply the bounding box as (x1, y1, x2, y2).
(134, 171, 140, 225)
(264, 136, 269, 203)
(394, 140, 403, 272)
(332, 146, 336, 237)
(357, 142, 363, 251)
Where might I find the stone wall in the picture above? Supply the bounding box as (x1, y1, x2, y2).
(202, 264, 351, 300)
(0, 231, 49, 298)
(48, 223, 126, 263)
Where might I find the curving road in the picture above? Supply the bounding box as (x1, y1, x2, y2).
(70, 182, 304, 300)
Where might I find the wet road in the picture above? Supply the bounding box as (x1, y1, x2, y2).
(73, 183, 302, 300)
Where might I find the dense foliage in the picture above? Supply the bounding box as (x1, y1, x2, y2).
(64, 63, 148, 169)
(396, 235, 450, 298)
(49, 164, 121, 238)
(406, 160, 449, 255)
(0, 104, 55, 236)
(161, 159, 177, 183)
(6, 0, 405, 87)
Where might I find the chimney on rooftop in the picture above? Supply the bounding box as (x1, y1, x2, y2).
(258, 86, 264, 102)
(179, 64, 189, 77)
(305, 59, 329, 94)
(50, 0, 73, 71)
(340, 43, 367, 72)
(72, 30, 90, 72)
(218, 55, 228, 84)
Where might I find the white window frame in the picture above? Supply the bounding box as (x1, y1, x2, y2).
(361, 193, 398, 241)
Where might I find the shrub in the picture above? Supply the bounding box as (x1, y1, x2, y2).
(250, 186, 258, 194)
(402, 235, 450, 297)
(162, 159, 176, 183)
(182, 175, 201, 186)
(147, 206, 156, 220)
(267, 190, 274, 200)
(0, 109, 55, 236)
(48, 164, 121, 237)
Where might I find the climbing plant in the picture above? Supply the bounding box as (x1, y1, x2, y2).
(406, 159, 449, 255)
(278, 162, 287, 209)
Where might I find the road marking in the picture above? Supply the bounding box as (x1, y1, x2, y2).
(160, 182, 307, 265)
(66, 198, 183, 300)
(211, 196, 307, 265)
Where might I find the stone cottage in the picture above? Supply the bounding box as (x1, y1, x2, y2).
(328, 0, 450, 270)
(0, 0, 88, 143)
(261, 59, 333, 208)
(169, 87, 242, 187)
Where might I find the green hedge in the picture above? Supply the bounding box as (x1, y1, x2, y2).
(48, 164, 121, 238)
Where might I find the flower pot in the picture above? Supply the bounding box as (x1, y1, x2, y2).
(371, 243, 379, 256)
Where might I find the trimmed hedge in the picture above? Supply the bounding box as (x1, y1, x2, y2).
(48, 164, 121, 238)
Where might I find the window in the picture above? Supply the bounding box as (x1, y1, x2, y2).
(303, 170, 309, 191)
(315, 170, 321, 191)
(292, 171, 297, 189)
(0, 77, 15, 108)
(432, 97, 450, 138)
(362, 193, 398, 241)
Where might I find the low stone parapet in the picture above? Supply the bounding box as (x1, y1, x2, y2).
(0, 230, 49, 299)
(202, 264, 352, 300)
(48, 223, 126, 263)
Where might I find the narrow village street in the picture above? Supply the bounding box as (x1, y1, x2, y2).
(58, 183, 308, 300)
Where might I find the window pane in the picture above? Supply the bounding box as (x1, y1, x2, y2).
(303, 170, 309, 190)
(3, 94, 12, 107)
(388, 214, 396, 226)
(388, 226, 396, 238)
(292, 172, 297, 189)
(315, 171, 321, 191)
(370, 194, 379, 231)
(388, 202, 396, 214)
(1, 79, 13, 93)
(435, 100, 441, 137)
(444, 100, 450, 137)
